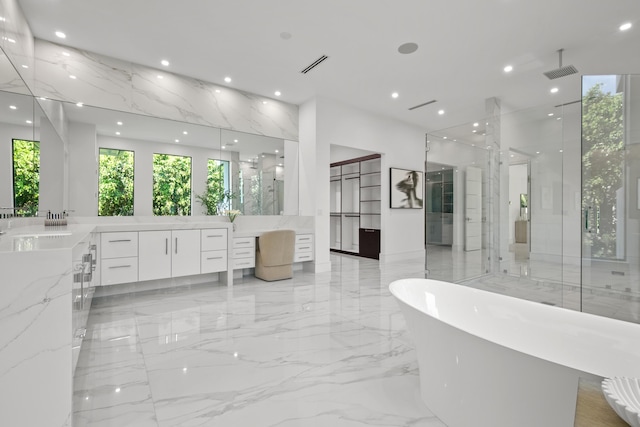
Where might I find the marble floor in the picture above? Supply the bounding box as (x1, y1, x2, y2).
(73, 249, 640, 426)
(73, 254, 444, 427)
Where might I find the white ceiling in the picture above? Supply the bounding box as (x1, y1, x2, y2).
(16, 0, 640, 132)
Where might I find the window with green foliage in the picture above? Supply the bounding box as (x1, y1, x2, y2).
(153, 153, 192, 216)
(98, 148, 134, 216)
(12, 139, 39, 216)
(196, 159, 231, 215)
(582, 79, 624, 260)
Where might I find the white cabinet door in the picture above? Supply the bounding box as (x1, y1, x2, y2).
(172, 230, 201, 277)
(139, 230, 172, 281)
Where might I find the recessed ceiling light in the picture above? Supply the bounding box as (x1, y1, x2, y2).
(9, 105, 16, 109)
(536, 151, 541, 154)
(7, 38, 15, 43)
(39, 97, 46, 100)
(557, 117, 562, 120)
(398, 42, 419, 54)
(215, 89, 221, 93)
(115, 388, 120, 393)
(391, 92, 399, 99)
(472, 130, 477, 133)
(473, 122, 479, 127)
(62, 51, 70, 57)
(117, 121, 123, 126)
(443, 136, 448, 140)
(620, 22, 632, 31)
(274, 91, 281, 96)
(221, 145, 226, 149)
(453, 139, 457, 142)
(275, 149, 279, 153)
(26, 120, 32, 124)
(438, 109, 445, 115)
(76, 102, 83, 107)
(510, 154, 514, 158)
(548, 113, 554, 117)
(550, 87, 559, 93)
(234, 139, 238, 143)
(559, 149, 563, 153)
(116, 131, 120, 135)
(183, 131, 188, 135)
(55, 31, 66, 39)
(262, 101, 268, 104)
(279, 163, 283, 166)
(175, 139, 180, 143)
(161, 59, 170, 66)
(224, 76, 232, 83)
(69, 75, 76, 79)
(21, 64, 28, 69)
(157, 75, 163, 79)
(504, 65, 513, 73)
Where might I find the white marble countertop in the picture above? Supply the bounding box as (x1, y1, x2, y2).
(0, 221, 313, 253)
(0, 224, 95, 253)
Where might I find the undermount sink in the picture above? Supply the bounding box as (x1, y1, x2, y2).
(12, 232, 72, 239)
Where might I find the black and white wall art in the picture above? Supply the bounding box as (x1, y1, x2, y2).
(390, 167, 423, 209)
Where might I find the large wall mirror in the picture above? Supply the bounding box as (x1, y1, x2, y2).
(1, 47, 67, 217)
(1, 47, 299, 218)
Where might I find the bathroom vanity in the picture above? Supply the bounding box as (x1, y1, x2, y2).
(0, 217, 314, 426)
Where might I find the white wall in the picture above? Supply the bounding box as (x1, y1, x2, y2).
(39, 118, 65, 212)
(314, 98, 426, 262)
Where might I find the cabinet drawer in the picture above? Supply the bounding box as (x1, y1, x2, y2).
(295, 234, 313, 244)
(294, 252, 314, 263)
(201, 229, 228, 251)
(101, 232, 138, 259)
(232, 257, 255, 269)
(201, 250, 228, 274)
(233, 237, 255, 249)
(233, 247, 255, 259)
(295, 242, 313, 253)
(101, 257, 138, 285)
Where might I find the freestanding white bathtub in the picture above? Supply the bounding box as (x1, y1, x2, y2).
(390, 278, 640, 427)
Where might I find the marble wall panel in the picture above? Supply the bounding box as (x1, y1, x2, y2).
(131, 64, 227, 128)
(0, 0, 34, 88)
(34, 40, 132, 112)
(0, 250, 73, 427)
(33, 39, 298, 141)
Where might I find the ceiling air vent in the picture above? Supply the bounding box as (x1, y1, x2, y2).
(408, 99, 437, 111)
(301, 55, 329, 74)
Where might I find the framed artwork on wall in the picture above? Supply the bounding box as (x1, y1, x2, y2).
(390, 167, 423, 209)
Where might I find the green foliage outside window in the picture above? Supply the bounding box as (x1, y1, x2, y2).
(153, 153, 192, 216)
(195, 159, 234, 215)
(582, 82, 624, 259)
(99, 148, 134, 216)
(12, 139, 39, 216)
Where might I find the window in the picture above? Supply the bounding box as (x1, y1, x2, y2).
(12, 139, 39, 216)
(98, 148, 134, 216)
(153, 153, 192, 215)
(196, 159, 231, 215)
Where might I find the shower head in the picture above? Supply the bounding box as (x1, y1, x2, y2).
(543, 49, 578, 79)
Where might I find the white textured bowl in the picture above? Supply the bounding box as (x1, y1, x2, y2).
(602, 377, 640, 427)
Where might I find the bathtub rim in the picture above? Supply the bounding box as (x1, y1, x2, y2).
(389, 277, 640, 379)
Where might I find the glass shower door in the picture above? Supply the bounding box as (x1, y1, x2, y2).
(581, 74, 640, 323)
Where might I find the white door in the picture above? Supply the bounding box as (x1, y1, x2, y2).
(465, 166, 482, 251)
(139, 230, 172, 281)
(172, 229, 201, 277)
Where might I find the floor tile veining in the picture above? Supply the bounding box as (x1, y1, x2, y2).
(73, 255, 443, 426)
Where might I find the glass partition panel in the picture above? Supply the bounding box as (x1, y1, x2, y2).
(581, 74, 640, 323)
(426, 133, 490, 282)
